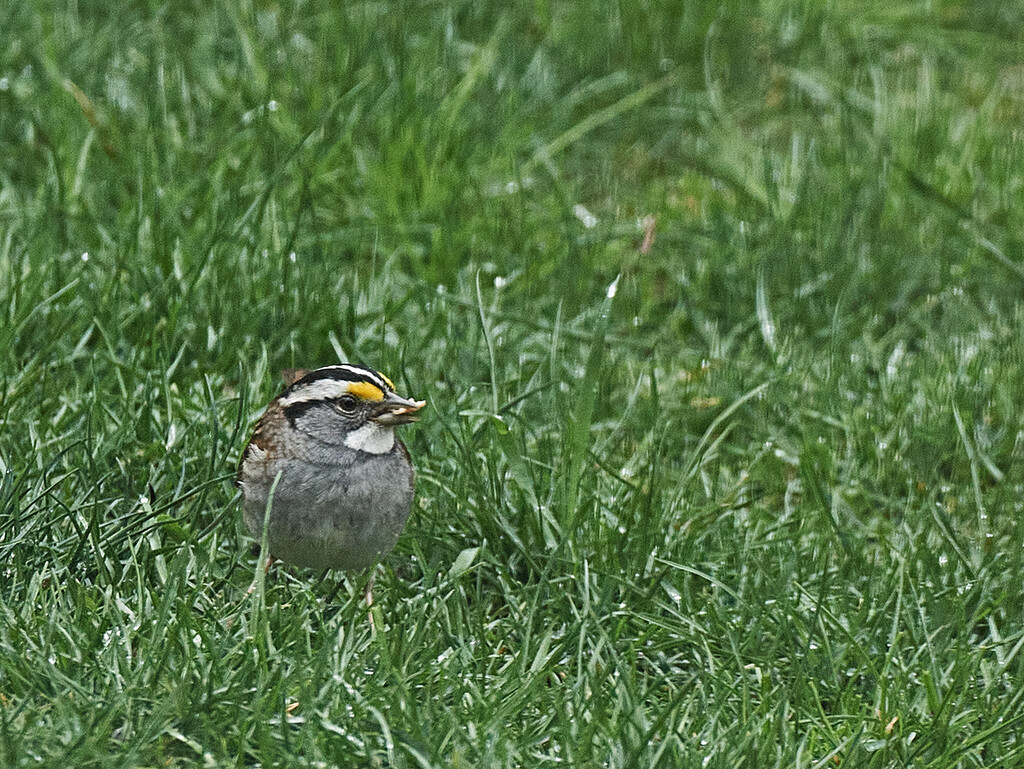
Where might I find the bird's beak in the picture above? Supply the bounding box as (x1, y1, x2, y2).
(371, 392, 426, 425)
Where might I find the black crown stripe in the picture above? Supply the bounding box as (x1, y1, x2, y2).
(289, 365, 391, 394)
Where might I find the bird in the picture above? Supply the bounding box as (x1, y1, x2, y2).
(236, 364, 424, 602)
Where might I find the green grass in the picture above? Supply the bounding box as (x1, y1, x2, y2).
(3, 1, 1024, 766)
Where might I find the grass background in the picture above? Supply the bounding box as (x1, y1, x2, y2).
(3, 1, 1024, 766)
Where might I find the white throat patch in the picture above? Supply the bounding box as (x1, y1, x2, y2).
(344, 422, 395, 454)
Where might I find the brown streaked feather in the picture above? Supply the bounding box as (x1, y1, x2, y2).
(236, 403, 286, 486)
(281, 368, 311, 387)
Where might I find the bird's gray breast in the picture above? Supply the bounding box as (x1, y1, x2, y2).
(243, 444, 414, 570)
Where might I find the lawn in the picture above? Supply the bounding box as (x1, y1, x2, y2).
(2, 1, 1024, 766)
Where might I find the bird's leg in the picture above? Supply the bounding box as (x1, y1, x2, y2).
(246, 555, 274, 595)
(364, 571, 378, 632)
(364, 571, 375, 608)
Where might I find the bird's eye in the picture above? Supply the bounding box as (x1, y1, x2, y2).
(335, 395, 359, 415)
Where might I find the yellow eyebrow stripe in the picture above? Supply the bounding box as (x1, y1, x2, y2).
(347, 381, 385, 401)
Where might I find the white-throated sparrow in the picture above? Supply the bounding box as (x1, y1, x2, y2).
(237, 364, 425, 573)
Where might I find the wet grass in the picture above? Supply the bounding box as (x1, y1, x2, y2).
(2, 1, 1024, 766)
